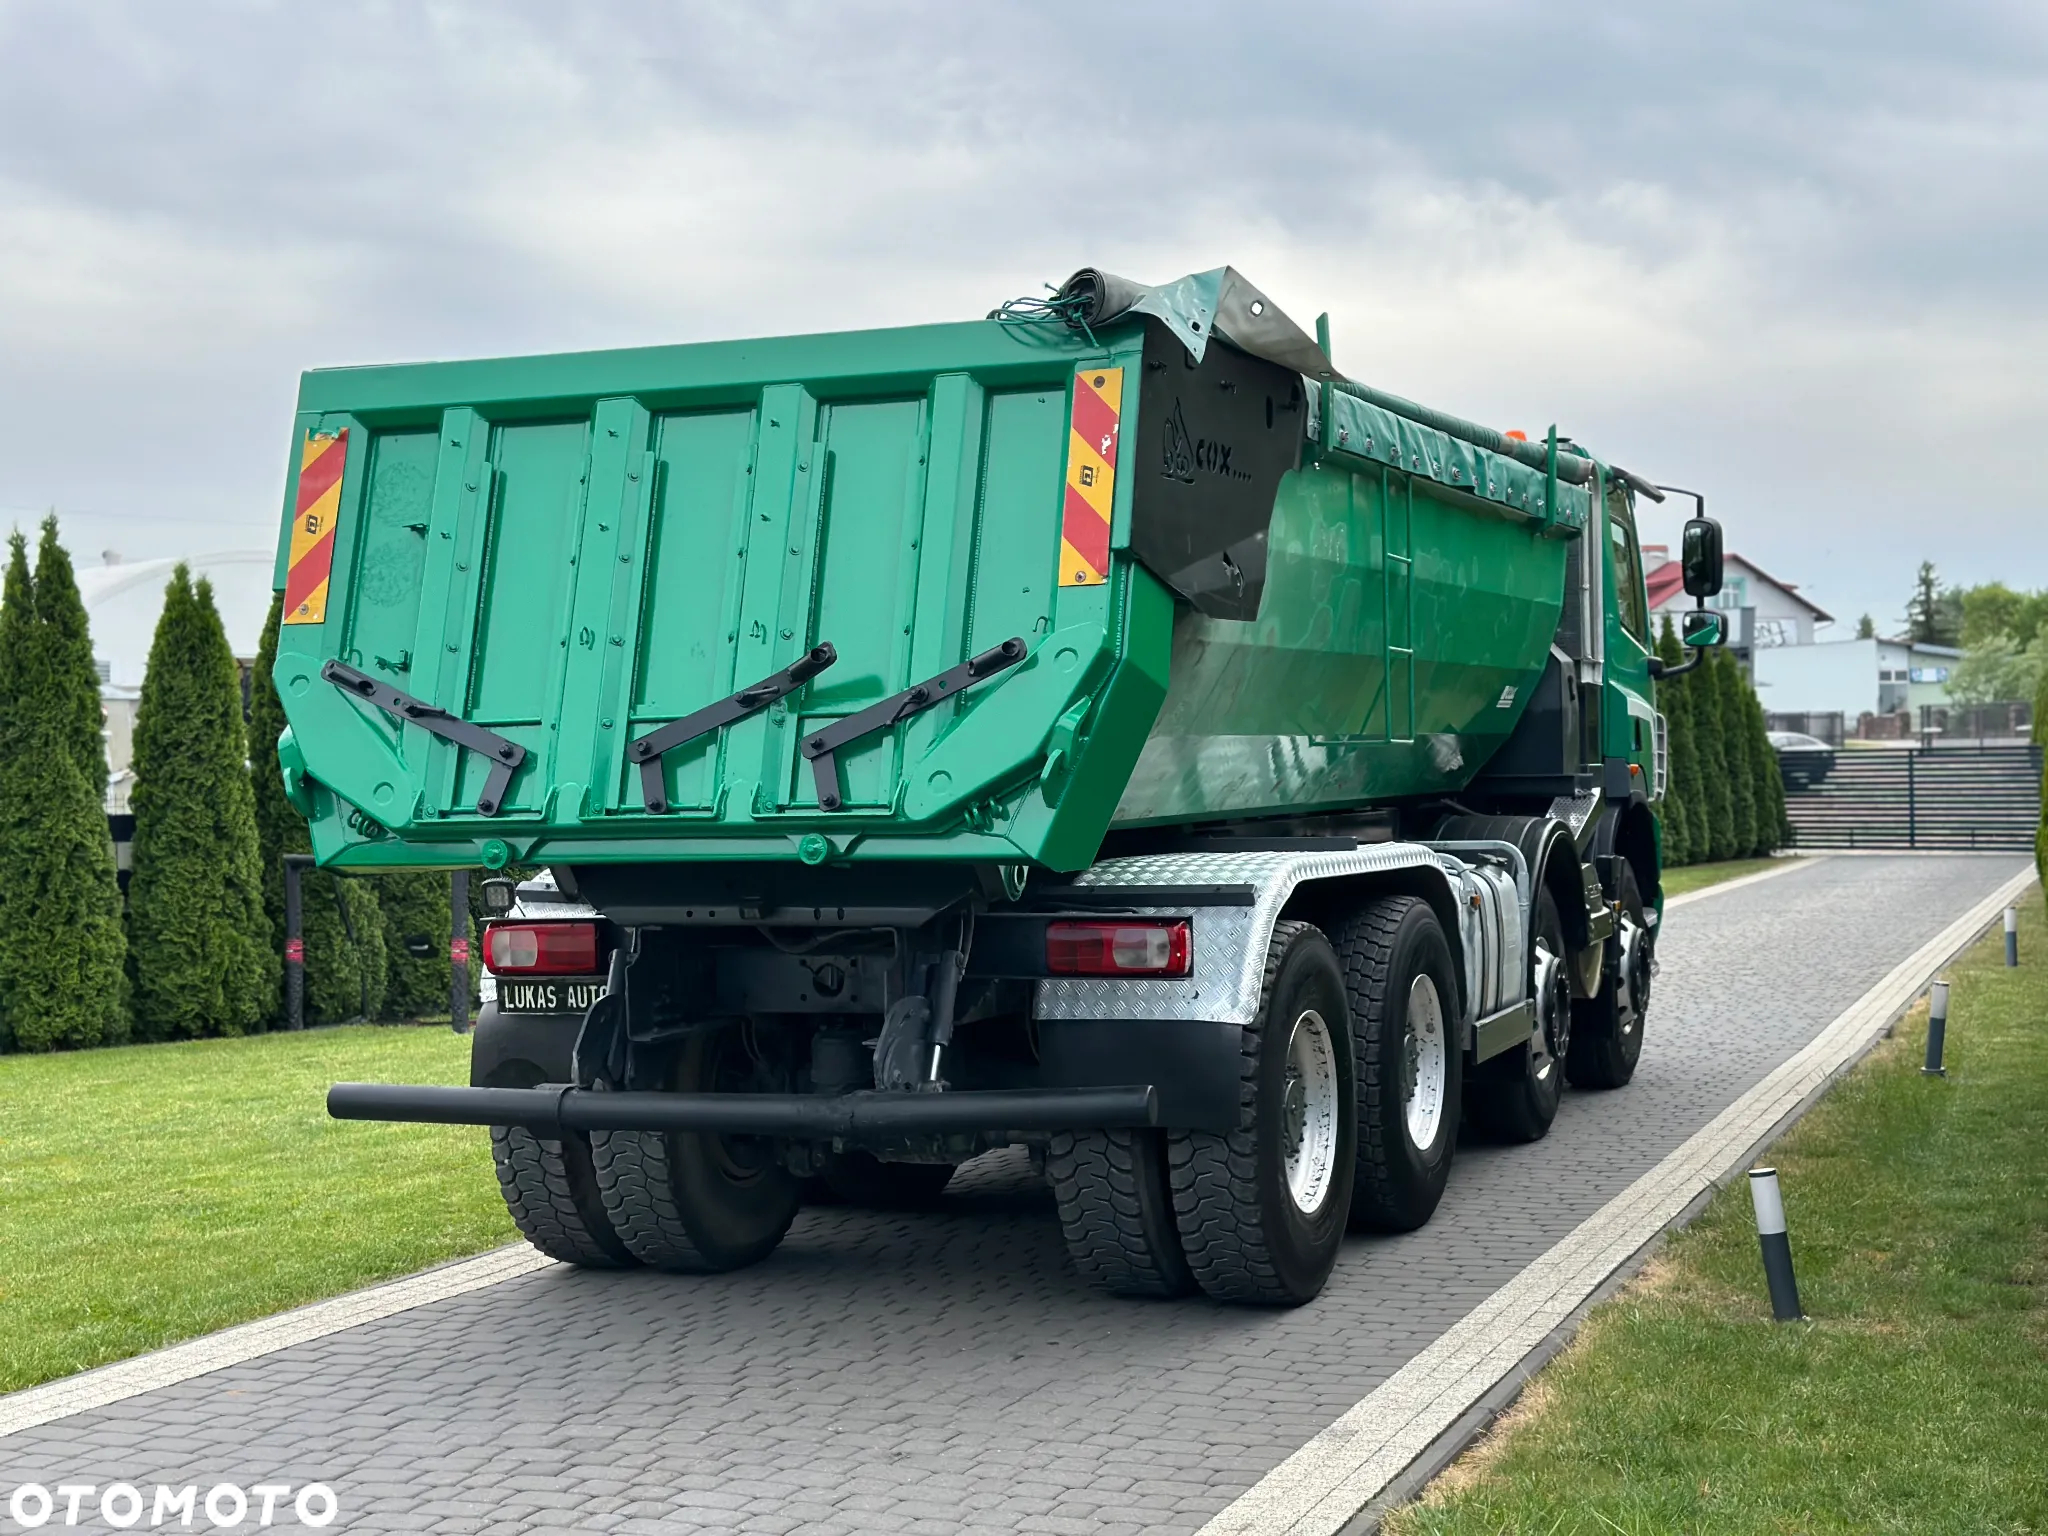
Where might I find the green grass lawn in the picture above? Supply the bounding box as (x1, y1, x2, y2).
(1391, 884, 2048, 1535)
(0, 1026, 512, 1394)
(1661, 856, 1801, 899)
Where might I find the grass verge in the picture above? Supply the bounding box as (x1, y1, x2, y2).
(1390, 883, 2047, 1535)
(0, 1026, 511, 1394)
(1661, 857, 1798, 899)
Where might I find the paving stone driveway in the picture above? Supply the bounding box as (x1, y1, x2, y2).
(3, 855, 2028, 1535)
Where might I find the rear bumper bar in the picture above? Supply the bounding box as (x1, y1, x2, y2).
(327, 1082, 1159, 1137)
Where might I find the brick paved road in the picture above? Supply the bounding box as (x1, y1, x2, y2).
(3, 855, 2027, 1535)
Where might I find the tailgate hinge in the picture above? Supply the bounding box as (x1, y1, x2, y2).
(322, 660, 526, 816)
(800, 637, 1027, 811)
(626, 643, 838, 814)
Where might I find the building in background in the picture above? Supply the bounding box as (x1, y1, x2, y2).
(1752, 635, 1959, 720)
(1644, 545, 1834, 656)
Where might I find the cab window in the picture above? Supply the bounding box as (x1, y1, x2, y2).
(1607, 486, 1650, 644)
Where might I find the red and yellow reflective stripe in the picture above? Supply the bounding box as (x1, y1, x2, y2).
(283, 429, 348, 625)
(1059, 367, 1122, 588)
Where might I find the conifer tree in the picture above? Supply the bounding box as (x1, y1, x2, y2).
(0, 535, 30, 1049)
(33, 516, 109, 802)
(128, 567, 276, 1038)
(2036, 663, 2048, 892)
(1689, 645, 1736, 861)
(1652, 617, 1692, 866)
(1714, 650, 1757, 857)
(1754, 688, 1789, 851)
(248, 591, 385, 1025)
(0, 528, 129, 1051)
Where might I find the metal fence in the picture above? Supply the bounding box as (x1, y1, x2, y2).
(1781, 743, 2042, 852)
(1917, 700, 2034, 744)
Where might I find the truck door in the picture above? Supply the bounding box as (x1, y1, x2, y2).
(1602, 479, 1656, 772)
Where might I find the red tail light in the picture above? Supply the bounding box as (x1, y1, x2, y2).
(1045, 920, 1192, 978)
(484, 922, 601, 976)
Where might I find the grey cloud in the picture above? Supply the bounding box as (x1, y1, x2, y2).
(0, 0, 2043, 628)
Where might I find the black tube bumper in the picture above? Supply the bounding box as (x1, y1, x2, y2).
(328, 1082, 1160, 1137)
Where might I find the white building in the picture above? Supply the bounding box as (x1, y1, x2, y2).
(1752, 636, 1960, 719)
(1643, 546, 1833, 649)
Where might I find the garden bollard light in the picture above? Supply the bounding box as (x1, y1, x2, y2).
(1748, 1167, 1804, 1322)
(2006, 906, 2019, 968)
(1922, 979, 1950, 1077)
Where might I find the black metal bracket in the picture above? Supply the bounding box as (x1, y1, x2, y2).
(626, 643, 837, 814)
(322, 660, 526, 816)
(799, 637, 1028, 811)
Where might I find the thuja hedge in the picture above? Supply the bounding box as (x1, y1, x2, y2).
(1654, 613, 1787, 869)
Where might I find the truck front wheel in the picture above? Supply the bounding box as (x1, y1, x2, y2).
(1335, 897, 1463, 1232)
(1567, 862, 1650, 1089)
(1465, 887, 1570, 1143)
(1168, 920, 1356, 1305)
(591, 1025, 802, 1273)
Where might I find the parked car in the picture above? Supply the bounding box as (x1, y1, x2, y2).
(1768, 730, 1836, 787)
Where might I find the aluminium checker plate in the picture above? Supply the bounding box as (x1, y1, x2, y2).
(1032, 844, 1458, 1025)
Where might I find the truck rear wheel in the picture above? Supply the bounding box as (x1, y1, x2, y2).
(1335, 897, 1462, 1232)
(1168, 920, 1356, 1306)
(1047, 1129, 1195, 1298)
(1568, 862, 1650, 1089)
(591, 1025, 802, 1273)
(491, 1123, 640, 1269)
(1465, 887, 1570, 1143)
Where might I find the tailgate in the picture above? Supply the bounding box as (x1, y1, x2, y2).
(271, 323, 1171, 871)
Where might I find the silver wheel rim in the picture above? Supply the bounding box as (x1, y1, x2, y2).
(1616, 911, 1649, 1039)
(1403, 974, 1447, 1148)
(1531, 941, 1568, 1083)
(1280, 1008, 1340, 1214)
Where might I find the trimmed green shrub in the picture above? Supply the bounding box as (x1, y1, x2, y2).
(2035, 664, 2047, 891)
(1688, 645, 1736, 861)
(377, 871, 470, 1020)
(32, 516, 110, 801)
(1653, 616, 1693, 866)
(0, 529, 128, 1051)
(248, 591, 386, 1025)
(127, 567, 277, 1038)
(1748, 684, 1789, 853)
(307, 874, 387, 1024)
(0, 744, 132, 1051)
(1713, 649, 1757, 858)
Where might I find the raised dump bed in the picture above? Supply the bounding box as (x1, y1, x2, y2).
(272, 269, 1590, 875)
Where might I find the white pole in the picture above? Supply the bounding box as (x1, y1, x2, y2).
(1747, 1167, 1803, 1321)
(1922, 979, 1950, 1077)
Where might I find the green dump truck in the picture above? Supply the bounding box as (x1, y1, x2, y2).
(294, 267, 1727, 1305)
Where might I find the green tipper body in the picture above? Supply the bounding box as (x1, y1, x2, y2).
(271, 315, 1598, 874)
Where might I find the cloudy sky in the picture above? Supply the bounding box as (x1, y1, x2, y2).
(2, 0, 2043, 637)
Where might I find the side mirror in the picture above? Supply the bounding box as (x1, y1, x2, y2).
(1681, 516, 1724, 598)
(1681, 608, 1725, 648)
